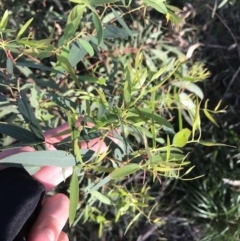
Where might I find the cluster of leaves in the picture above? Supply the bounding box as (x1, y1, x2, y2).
(0, 0, 230, 238)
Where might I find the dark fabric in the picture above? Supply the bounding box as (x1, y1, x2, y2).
(0, 167, 45, 241)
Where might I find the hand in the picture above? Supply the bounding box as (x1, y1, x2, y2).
(27, 166, 73, 241)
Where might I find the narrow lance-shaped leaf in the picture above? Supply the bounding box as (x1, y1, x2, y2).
(18, 90, 45, 144)
(78, 39, 94, 57)
(16, 18, 34, 40)
(89, 0, 119, 5)
(203, 99, 219, 127)
(112, 8, 132, 36)
(69, 168, 79, 226)
(0, 10, 9, 30)
(92, 12, 103, 45)
(0, 123, 38, 143)
(131, 107, 174, 129)
(0, 150, 77, 167)
(111, 164, 140, 180)
(91, 191, 111, 205)
(6, 58, 13, 80)
(57, 55, 80, 88)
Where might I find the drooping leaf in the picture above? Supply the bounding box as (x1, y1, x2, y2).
(91, 190, 111, 205)
(89, 0, 119, 5)
(103, 24, 129, 39)
(62, 5, 85, 42)
(69, 40, 87, 67)
(0, 10, 9, 30)
(57, 55, 79, 87)
(111, 164, 140, 179)
(0, 150, 77, 167)
(78, 38, 94, 57)
(173, 128, 191, 147)
(92, 12, 103, 45)
(18, 90, 45, 143)
(44, 92, 81, 114)
(6, 58, 13, 80)
(0, 141, 44, 150)
(67, 4, 85, 23)
(0, 123, 38, 143)
(16, 18, 34, 40)
(112, 8, 132, 36)
(203, 99, 219, 127)
(87, 175, 111, 193)
(69, 168, 79, 226)
(173, 81, 204, 100)
(16, 62, 64, 74)
(131, 107, 173, 129)
(145, 0, 168, 14)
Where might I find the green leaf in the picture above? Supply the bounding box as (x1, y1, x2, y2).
(203, 100, 219, 127)
(91, 190, 111, 205)
(63, 5, 85, 42)
(0, 142, 44, 151)
(89, 0, 119, 5)
(103, 24, 129, 39)
(18, 90, 45, 143)
(92, 12, 103, 45)
(173, 81, 204, 100)
(16, 18, 34, 40)
(112, 8, 132, 36)
(173, 128, 191, 147)
(198, 142, 235, 147)
(0, 123, 37, 143)
(67, 4, 85, 23)
(111, 164, 140, 180)
(131, 107, 173, 129)
(0, 10, 9, 30)
(123, 73, 131, 104)
(69, 40, 87, 66)
(6, 58, 13, 80)
(78, 38, 94, 57)
(57, 55, 79, 87)
(0, 150, 77, 167)
(69, 168, 79, 226)
(145, 0, 168, 14)
(87, 175, 111, 193)
(16, 62, 64, 74)
(44, 92, 81, 114)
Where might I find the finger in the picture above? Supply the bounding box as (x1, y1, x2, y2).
(57, 232, 69, 241)
(33, 166, 73, 192)
(28, 194, 69, 241)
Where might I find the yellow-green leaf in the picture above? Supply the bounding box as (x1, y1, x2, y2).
(91, 190, 111, 205)
(57, 55, 79, 87)
(111, 164, 140, 179)
(173, 128, 191, 147)
(0, 10, 9, 30)
(16, 18, 34, 40)
(69, 168, 79, 226)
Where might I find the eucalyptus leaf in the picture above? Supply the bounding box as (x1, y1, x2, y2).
(0, 150, 77, 167)
(69, 168, 79, 226)
(16, 18, 33, 40)
(173, 128, 191, 147)
(92, 12, 103, 45)
(18, 90, 45, 143)
(0, 123, 38, 143)
(111, 164, 140, 179)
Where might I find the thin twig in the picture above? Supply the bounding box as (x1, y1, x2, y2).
(206, 4, 240, 59)
(223, 65, 240, 98)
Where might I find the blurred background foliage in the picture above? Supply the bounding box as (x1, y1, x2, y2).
(0, 0, 240, 240)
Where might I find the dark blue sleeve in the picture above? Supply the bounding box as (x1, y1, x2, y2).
(0, 167, 45, 241)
